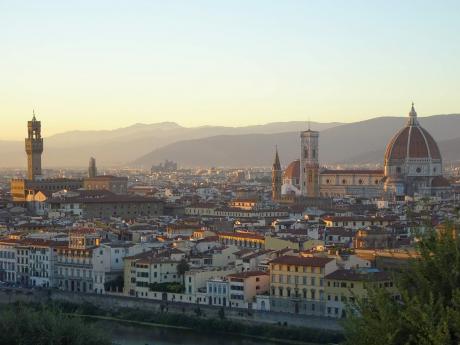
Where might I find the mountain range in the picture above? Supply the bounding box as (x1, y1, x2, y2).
(1, 114, 459, 168)
(133, 114, 460, 168)
(0, 121, 340, 168)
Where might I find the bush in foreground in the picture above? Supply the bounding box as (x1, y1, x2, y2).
(0, 303, 111, 345)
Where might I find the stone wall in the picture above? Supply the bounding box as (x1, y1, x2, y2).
(0, 288, 341, 331)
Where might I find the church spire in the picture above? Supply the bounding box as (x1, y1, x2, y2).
(408, 102, 418, 126)
(272, 146, 282, 201)
(32, 109, 36, 121)
(273, 146, 281, 170)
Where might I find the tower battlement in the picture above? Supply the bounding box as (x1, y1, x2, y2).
(25, 111, 43, 180)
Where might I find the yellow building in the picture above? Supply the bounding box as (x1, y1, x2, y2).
(324, 269, 398, 318)
(268, 255, 337, 315)
(218, 232, 265, 249)
(265, 235, 323, 251)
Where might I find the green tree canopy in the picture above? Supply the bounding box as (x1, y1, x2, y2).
(344, 223, 460, 345)
(0, 304, 111, 345)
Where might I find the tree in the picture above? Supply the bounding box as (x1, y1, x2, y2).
(177, 258, 190, 284)
(0, 303, 111, 345)
(344, 223, 460, 345)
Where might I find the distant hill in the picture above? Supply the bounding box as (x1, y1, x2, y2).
(0, 121, 341, 167)
(132, 114, 460, 168)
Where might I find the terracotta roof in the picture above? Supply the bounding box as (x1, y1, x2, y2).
(269, 255, 334, 267)
(325, 269, 390, 282)
(86, 175, 127, 180)
(227, 271, 269, 279)
(326, 228, 353, 237)
(323, 215, 397, 222)
(71, 228, 97, 235)
(218, 232, 265, 240)
(48, 190, 160, 204)
(283, 160, 300, 181)
(385, 107, 441, 163)
(431, 176, 451, 188)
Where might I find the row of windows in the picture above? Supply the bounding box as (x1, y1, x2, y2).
(0, 251, 15, 259)
(271, 265, 324, 274)
(327, 280, 393, 289)
(271, 286, 324, 300)
(324, 179, 380, 185)
(272, 274, 324, 286)
(58, 267, 92, 278)
(207, 284, 227, 295)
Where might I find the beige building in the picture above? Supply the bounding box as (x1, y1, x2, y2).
(55, 229, 101, 293)
(325, 269, 398, 318)
(269, 255, 337, 315)
(123, 250, 181, 298)
(265, 235, 323, 252)
(227, 271, 270, 308)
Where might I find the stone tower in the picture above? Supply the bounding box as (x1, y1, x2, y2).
(300, 128, 319, 197)
(25, 111, 43, 180)
(272, 147, 282, 201)
(88, 157, 97, 178)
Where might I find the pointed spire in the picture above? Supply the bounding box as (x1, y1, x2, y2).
(273, 146, 281, 170)
(32, 109, 36, 121)
(408, 102, 418, 126)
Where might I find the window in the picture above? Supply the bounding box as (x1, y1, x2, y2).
(416, 167, 421, 173)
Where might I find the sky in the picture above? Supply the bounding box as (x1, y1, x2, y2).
(1, 0, 459, 140)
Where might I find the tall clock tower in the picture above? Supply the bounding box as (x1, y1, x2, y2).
(25, 111, 43, 180)
(300, 129, 319, 197)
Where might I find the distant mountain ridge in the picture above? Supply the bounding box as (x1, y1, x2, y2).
(0, 120, 341, 167)
(1, 114, 459, 168)
(132, 114, 460, 168)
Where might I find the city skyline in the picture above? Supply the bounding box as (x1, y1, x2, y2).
(2, 0, 460, 140)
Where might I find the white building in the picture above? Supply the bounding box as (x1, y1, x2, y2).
(92, 242, 131, 294)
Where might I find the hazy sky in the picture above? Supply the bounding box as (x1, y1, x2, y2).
(1, 0, 459, 140)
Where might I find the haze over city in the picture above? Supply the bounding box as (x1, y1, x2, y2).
(2, 0, 460, 139)
(1, 2, 460, 345)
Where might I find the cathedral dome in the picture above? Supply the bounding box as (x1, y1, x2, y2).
(384, 104, 441, 164)
(283, 159, 300, 182)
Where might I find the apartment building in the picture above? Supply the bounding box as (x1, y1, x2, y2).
(269, 255, 337, 315)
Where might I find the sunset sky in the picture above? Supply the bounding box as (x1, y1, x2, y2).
(1, 0, 459, 140)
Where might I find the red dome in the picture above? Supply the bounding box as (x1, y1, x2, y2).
(283, 160, 300, 181)
(384, 105, 441, 164)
